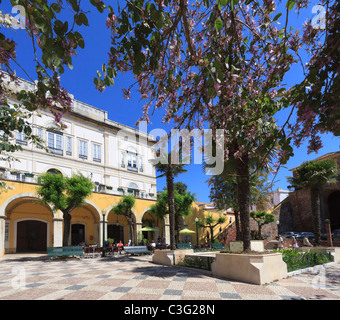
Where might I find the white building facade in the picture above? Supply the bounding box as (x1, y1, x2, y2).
(0, 77, 163, 255)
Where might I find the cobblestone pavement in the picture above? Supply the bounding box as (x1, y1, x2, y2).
(0, 254, 339, 301)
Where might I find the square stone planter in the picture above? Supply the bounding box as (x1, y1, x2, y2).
(152, 249, 194, 266)
(211, 252, 287, 285)
(230, 240, 265, 252)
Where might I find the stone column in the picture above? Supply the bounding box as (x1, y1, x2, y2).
(136, 222, 142, 244)
(53, 218, 63, 247)
(0, 216, 5, 257)
(99, 219, 106, 247)
(164, 217, 170, 245)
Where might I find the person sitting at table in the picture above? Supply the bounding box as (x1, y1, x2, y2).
(117, 240, 124, 254)
(150, 240, 156, 253)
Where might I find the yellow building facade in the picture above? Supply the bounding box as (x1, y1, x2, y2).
(183, 202, 235, 246)
(0, 76, 160, 257)
(0, 181, 166, 256)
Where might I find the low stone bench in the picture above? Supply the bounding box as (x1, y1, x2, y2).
(124, 246, 151, 256)
(47, 246, 84, 258)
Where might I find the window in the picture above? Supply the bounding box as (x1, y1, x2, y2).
(16, 131, 27, 146)
(127, 147, 137, 172)
(79, 140, 88, 159)
(139, 156, 143, 172)
(36, 128, 43, 149)
(127, 153, 137, 171)
(66, 136, 72, 156)
(47, 168, 62, 176)
(47, 131, 63, 155)
(128, 183, 139, 197)
(93, 144, 101, 162)
(121, 151, 125, 168)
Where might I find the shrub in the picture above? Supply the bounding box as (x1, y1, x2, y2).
(274, 248, 333, 272)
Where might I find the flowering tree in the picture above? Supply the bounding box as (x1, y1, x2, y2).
(0, 0, 106, 156)
(1, 0, 338, 251)
(288, 0, 339, 153)
(100, 0, 304, 250)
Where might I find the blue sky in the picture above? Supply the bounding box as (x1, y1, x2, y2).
(1, 1, 339, 203)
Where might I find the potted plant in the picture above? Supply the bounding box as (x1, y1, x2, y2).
(107, 238, 114, 247)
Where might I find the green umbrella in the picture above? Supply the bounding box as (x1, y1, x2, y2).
(139, 226, 159, 232)
(179, 228, 196, 234)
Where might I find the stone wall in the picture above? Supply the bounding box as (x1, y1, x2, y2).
(272, 181, 340, 234)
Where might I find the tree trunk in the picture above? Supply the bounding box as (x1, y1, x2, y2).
(236, 155, 251, 251)
(209, 226, 214, 245)
(258, 225, 262, 239)
(63, 211, 71, 247)
(175, 214, 180, 243)
(311, 187, 321, 246)
(166, 168, 176, 250)
(62, 200, 78, 247)
(127, 215, 135, 245)
(234, 210, 242, 240)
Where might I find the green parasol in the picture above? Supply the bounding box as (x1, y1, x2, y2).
(179, 228, 196, 234)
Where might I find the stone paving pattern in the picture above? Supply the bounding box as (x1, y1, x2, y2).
(0, 255, 339, 300)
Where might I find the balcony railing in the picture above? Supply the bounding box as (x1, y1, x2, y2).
(49, 147, 63, 156)
(16, 139, 28, 146)
(127, 165, 138, 172)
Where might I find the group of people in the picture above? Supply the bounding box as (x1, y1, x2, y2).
(278, 234, 313, 249)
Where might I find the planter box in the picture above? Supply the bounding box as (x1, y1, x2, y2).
(211, 252, 287, 285)
(230, 240, 265, 252)
(152, 249, 194, 266)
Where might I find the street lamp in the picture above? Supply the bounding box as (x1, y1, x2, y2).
(276, 220, 280, 237)
(195, 217, 199, 247)
(102, 210, 107, 257)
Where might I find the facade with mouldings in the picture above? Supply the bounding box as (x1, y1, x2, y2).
(0, 77, 165, 256)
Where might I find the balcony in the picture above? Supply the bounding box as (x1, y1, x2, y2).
(127, 165, 138, 172)
(49, 148, 63, 156)
(16, 139, 28, 146)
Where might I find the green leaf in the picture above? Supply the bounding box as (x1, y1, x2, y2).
(79, 12, 89, 26)
(273, 12, 282, 21)
(286, 0, 295, 11)
(215, 18, 223, 31)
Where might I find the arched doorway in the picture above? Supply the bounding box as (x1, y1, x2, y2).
(70, 201, 101, 246)
(16, 220, 47, 253)
(328, 190, 340, 230)
(108, 224, 125, 244)
(141, 211, 163, 243)
(71, 224, 85, 245)
(1, 194, 53, 254)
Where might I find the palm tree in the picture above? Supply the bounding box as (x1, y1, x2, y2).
(113, 195, 136, 245)
(203, 136, 278, 251)
(150, 151, 188, 250)
(287, 159, 338, 246)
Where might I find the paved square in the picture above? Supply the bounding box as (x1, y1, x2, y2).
(0, 254, 339, 300)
